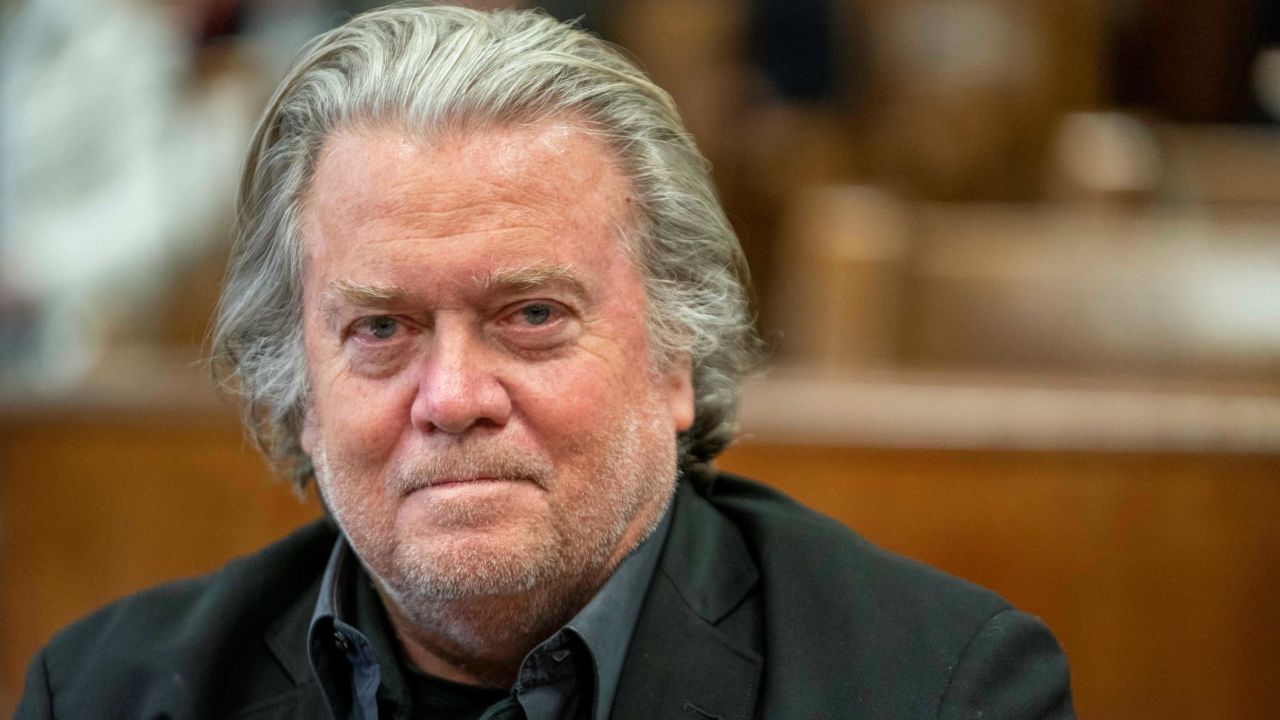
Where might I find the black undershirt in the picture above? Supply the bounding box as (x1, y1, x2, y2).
(405, 667, 511, 720)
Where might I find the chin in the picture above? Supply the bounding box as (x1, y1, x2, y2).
(388, 535, 573, 601)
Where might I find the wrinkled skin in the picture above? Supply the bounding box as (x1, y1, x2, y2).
(298, 118, 694, 685)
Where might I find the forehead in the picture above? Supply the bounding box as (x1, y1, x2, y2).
(300, 119, 637, 279)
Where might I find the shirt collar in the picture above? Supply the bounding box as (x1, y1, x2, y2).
(564, 503, 672, 720)
(308, 493, 675, 720)
(308, 539, 373, 720)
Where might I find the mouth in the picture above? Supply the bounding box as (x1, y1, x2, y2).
(389, 449, 554, 497)
(427, 476, 505, 488)
(399, 475, 534, 496)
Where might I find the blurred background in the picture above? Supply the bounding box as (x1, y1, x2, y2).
(2, 0, 1279, 716)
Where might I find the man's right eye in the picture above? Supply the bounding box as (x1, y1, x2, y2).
(354, 316, 400, 340)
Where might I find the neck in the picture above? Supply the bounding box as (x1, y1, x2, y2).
(374, 569, 602, 688)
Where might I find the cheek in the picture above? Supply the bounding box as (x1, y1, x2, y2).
(513, 373, 602, 438)
(314, 372, 418, 463)
(304, 324, 414, 462)
(511, 353, 653, 448)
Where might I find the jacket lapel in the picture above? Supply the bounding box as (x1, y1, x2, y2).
(612, 482, 763, 720)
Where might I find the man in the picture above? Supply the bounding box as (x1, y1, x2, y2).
(18, 6, 1074, 719)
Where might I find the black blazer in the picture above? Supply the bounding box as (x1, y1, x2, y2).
(17, 474, 1074, 719)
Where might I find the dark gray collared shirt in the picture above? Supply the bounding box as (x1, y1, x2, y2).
(307, 505, 673, 720)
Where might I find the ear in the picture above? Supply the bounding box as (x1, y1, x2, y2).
(662, 354, 695, 433)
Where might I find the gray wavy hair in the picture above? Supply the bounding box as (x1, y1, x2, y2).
(211, 3, 762, 489)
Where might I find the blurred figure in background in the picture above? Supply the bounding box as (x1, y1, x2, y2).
(0, 0, 265, 390)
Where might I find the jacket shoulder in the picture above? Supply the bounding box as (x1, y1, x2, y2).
(700, 472, 1072, 718)
(704, 471, 1008, 616)
(20, 519, 337, 719)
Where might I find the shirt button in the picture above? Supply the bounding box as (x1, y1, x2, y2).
(333, 631, 352, 652)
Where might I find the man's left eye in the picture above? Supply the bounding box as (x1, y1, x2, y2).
(352, 316, 401, 340)
(498, 301, 577, 349)
(520, 303, 554, 326)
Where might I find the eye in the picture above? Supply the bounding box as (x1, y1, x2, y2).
(520, 303, 553, 326)
(354, 315, 400, 340)
(496, 299, 578, 351)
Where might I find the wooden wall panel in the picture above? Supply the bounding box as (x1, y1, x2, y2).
(0, 415, 320, 714)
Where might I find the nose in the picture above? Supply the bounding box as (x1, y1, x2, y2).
(409, 320, 512, 435)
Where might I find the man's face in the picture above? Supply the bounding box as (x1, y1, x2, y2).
(298, 119, 694, 610)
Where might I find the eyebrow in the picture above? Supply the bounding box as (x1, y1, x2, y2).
(319, 264, 588, 326)
(321, 280, 410, 327)
(476, 263, 587, 296)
